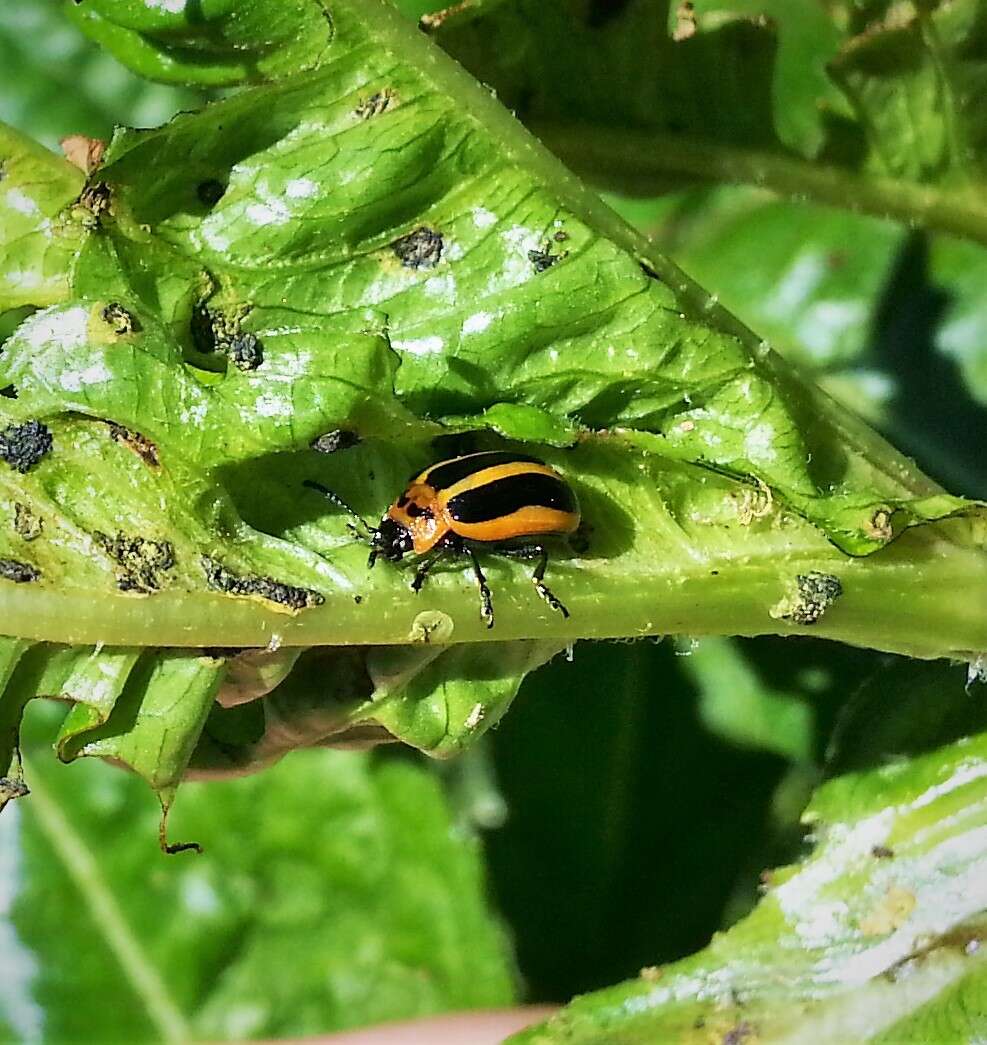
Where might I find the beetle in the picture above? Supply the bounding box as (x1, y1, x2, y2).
(304, 450, 580, 628)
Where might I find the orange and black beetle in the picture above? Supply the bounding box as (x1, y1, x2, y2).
(305, 451, 580, 627)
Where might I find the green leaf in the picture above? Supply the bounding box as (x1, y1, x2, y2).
(0, 0, 981, 655)
(512, 665, 987, 1044)
(6, 711, 514, 1042)
(1, 0, 985, 809)
(66, 0, 337, 86)
(0, 122, 85, 312)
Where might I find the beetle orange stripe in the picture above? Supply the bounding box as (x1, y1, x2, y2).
(438, 460, 561, 502)
(451, 506, 579, 543)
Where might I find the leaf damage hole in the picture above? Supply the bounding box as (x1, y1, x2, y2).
(0, 420, 53, 473)
(0, 558, 40, 583)
(391, 226, 444, 269)
(94, 531, 175, 593)
(201, 556, 324, 610)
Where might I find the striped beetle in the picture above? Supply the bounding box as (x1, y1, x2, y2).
(305, 450, 580, 628)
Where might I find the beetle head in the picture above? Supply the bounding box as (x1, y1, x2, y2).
(368, 516, 414, 567)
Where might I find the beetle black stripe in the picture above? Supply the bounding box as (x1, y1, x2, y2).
(421, 451, 543, 491)
(447, 473, 576, 523)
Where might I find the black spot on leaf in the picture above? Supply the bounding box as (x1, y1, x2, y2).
(228, 332, 263, 371)
(95, 531, 175, 593)
(201, 556, 324, 610)
(0, 558, 40, 583)
(0, 421, 53, 473)
(311, 429, 361, 454)
(392, 226, 444, 269)
(106, 422, 160, 467)
(101, 302, 138, 334)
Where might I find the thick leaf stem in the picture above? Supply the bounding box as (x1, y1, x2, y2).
(1, 522, 984, 658)
(532, 124, 987, 248)
(21, 759, 191, 1043)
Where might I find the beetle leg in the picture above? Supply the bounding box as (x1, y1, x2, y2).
(411, 547, 447, 593)
(530, 545, 569, 619)
(466, 547, 494, 629)
(501, 544, 569, 618)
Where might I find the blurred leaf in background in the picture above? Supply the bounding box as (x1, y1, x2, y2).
(0, 2, 203, 150)
(0, 702, 514, 1043)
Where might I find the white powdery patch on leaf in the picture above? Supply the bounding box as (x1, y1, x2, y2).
(20, 304, 90, 352)
(144, 0, 187, 12)
(4, 188, 40, 217)
(743, 422, 778, 463)
(60, 361, 113, 392)
(472, 206, 497, 228)
(392, 335, 444, 356)
(284, 178, 319, 200)
(462, 311, 493, 336)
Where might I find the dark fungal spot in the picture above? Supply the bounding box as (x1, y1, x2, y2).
(228, 332, 262, 371)
(0, 558, 40, 583)
(354, 594, 363, 605)
(355, 89, 395, 119)
(0, 777, 29, 802)
(872, 845, 895, 859)
(201, 556, 324, 610)
(0, 385, 16, 400)
(106, 422, 160, 467)
(528, 244, 567, 272)
(310, 429, 361, 455)
(190, 302, 262, 369)
(392, 226, 443, 269)
(101, 302, 138, 334)
(197, 179, 226, 206)
(553, 229, 569, 242)
(94, 531, 175, 593)
(0, 420, 53, 473)
(13, 503, 42, 542)
(77, 181, 112, 227)
(783, 572, 843, 626)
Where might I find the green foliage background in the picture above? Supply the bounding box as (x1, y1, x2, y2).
(0, 1, 986, 1042)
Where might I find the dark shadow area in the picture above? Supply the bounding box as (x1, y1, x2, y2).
(869, 232, 987, 497)
(484, 639, 789, 1000)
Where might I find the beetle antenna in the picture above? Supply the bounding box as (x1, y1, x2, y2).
(303, 480, 373, 536)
